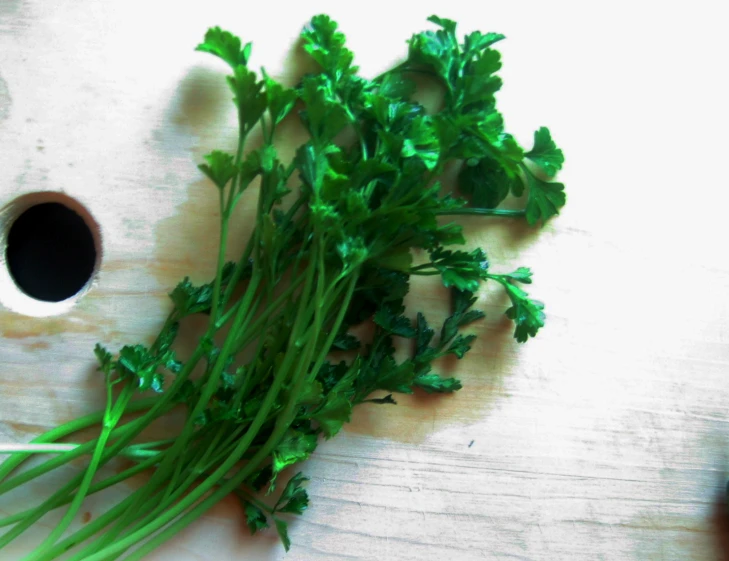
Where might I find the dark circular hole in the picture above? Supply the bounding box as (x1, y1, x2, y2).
(5, 202, 97, 302)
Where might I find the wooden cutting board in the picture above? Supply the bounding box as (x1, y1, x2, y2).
(1, 1, 728, 559)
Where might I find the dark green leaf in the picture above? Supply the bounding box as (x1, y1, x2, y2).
(374, 306, 416, 338)
(156, 322, 179, 354)
(439, 312, 459, 345)
(457, 309, 486, 327)
(458, 157, 517, 209)
(169, 277, 214, 317)
(374, 358, 416, 394)
(415, 312, 435, 357)
(297, 381, 324, 406)
(243, 502, 269, 535)
(414, 374, 462, 393)
(275, 472, 310, 515)
(452, 289, 485, 327)
(248, 465, 274, 492)
(430, 248, 489, 293)
(274, 518, 291, 551)
(316, 361, 350, 394)
(446, 334, 477, 359)
(312, 393, 351, 438)
(332, 332, 360, 351)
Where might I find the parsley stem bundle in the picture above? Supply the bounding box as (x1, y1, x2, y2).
(0, 14, 565, 559)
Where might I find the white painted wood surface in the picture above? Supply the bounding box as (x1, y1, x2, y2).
(1, 1, 729, 559)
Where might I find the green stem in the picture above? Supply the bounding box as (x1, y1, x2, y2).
(209, 213, 230, 323)
(232, 273, 306, 352)
(69, 430, 226, 558)
(0, 441, 167, 458)
(24, 385, 134, 559)
(97, 268, 263, 548)
(75, 248, 321, 561)
(0, 336, 207, 498)
(437, 207, 526, 217)
(36, 482, 164, 560)
(0, 397, 157, 483)
(0, 452, 159, 530)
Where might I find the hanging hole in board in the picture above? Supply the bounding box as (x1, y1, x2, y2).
(0, 192, 102, 317)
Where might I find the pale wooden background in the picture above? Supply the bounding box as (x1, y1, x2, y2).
(1, 1, 729, 559)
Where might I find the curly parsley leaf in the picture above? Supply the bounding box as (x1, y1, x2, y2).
(274, 472, 310, 515)
(488, 272, 546, 342)
(332, 332, 360, 351)
(446, 334, 477, 358)
(401, 116, 440, 171)
(312, 394, 351, 439)
(458, 156, 521, 208)
(374, 305, 417, 338)
(429, 247, 489, 293)
(302, 14, 357, 81)
(94, 344, 113, 375)
(169, 278, 214, 317)
(414, 373, 463, 393)
(248, 465, 274, 493)
(272, 430, 318, 475)
(198, 150, 237, 190)
(523, 166, 566, 226)
(525, 127, 564, 177)
(264, 72, 297, 125)
(499, 267, 533, 284)
(226, 66, 266, 129)
(243, 502, 269, 535)
(195, 27, 252, 69)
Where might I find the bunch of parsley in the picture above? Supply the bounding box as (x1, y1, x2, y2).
(0, 15, 564, 559)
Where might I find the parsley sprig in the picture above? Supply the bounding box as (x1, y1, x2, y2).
(0, 15, 565, 558)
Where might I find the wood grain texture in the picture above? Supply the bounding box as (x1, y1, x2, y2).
(1, 1, 729, 559)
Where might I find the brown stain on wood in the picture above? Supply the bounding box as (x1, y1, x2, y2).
(4, 420, 47, 434)
(0, 314, 113, 339)
(150, 66, 309, 293)
(25, 341, 50, 351)
(711, 485, 729, 560)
